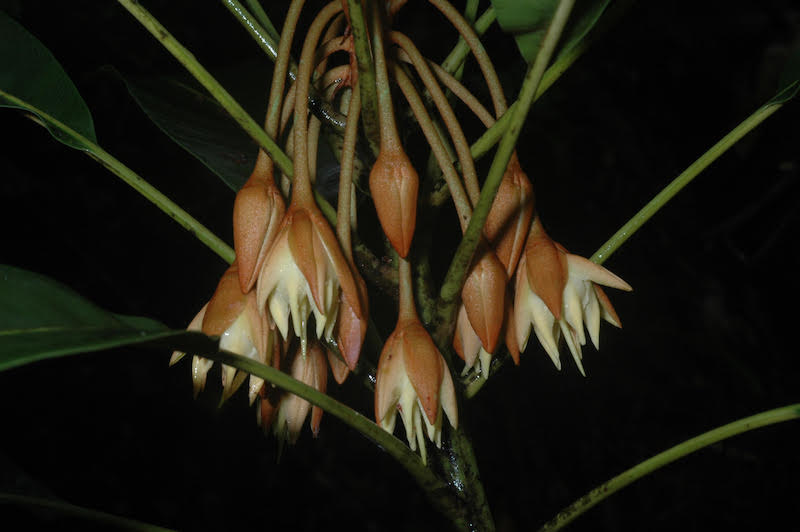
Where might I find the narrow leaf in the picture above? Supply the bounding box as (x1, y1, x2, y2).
(121, 75, 257, 191)
(0, 265, 215, 371)
(491, 0, 610, 64)
(0, 11, 96, 149)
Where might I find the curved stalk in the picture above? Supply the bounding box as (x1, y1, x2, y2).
(427, 58, 495, 128)
(538, 404, 800, 531)
(291, 1, 342, 203)
(265, 0, 304, 142)
(337, 86, 361, 256)
(222, 0, 346, 132)
(393, 65, 472, 229)
(440, 7, 496, 75)
(370, 3, 403, 150)
(117, 0, 292, 176)
(392, 32, 481, 205)
(452, 0, 480, 83)
(428, 0, 507, 117)
(435, 0, 575, 342)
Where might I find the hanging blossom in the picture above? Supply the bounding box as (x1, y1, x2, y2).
(454, 156, 533, 379)
(171, 262, 275, 404)
(375, 258, 457, 464)
(255, 196, 365, 361)
(273, 341, 328, 444)
(514, 217, 632, 375)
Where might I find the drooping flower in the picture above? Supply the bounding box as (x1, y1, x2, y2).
(453, 246, 507, 378)
(255, 200, 364, 360)
(485, 154, 534, 277)
(369, 146, 419, 258)
(514, 217, 632, 375)
(454, 156, 531, 379)
(171, 262, 275, 403)
(375, 258, 457, 463)
(232, 152, 286, 293)
(273, 341, 328, 444)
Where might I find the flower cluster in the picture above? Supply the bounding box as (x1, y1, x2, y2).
(171, 0, 631, 461)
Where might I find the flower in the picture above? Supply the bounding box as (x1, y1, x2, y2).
(514, 217, 632, 375)
(368, 146, 419, 258)
(171, 263, 274, 403)
(232, 153, 286, 293)
(453, 246, 507, 378)
(256, 202, 364, 360)
(454, 156, 530, 379)
(485, 154, 534, 277)
(375, 314, 458, 464)
(273, 341, 328, 444)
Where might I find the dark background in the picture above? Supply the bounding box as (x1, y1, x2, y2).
(1, 1, 799, 531)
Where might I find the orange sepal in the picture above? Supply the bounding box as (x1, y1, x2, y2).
(461, 247, 507, 353)
(401, 319, 444, 425)
(369, 147, 419, 258)
(503, 296, 520, 365)
(326, 347, 350, 385)
(202, 263, 246, 336)
(232, 169, 285, 293)
(485, 154, 534, 276)
(336, 266, 369, 369)
(524, 217, 568, 319)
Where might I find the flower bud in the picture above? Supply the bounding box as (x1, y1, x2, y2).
(368, 147, 419, 258)
(233, 156, 286, 293)
(485, 155, 533, 276)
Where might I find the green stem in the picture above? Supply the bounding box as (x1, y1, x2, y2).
(243, 0, 280, 40)
(590, 100, 784, 265)
(206, 349, 469, 526)
(451, 0, 480, 82)
(440, 7, 496, 75)
(223, 0, 346, 133)
(435, 0, 575, 342)
(8, 92, 234, 264)
(538, 404, 800, 531)
(346, 0, 380, 156)
(468, 0, 632, 166)
(221, 0, 279, 61)
(0, 493, 175, 531)
(434, 423, 496, 532)
(117, 0, 293, 176)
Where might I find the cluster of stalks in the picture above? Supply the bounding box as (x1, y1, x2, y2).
(173, 0, 629, 462)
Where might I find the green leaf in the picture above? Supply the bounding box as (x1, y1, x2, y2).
(0, 15, 235, 264)
(491, 0, 610, 64)
(0, 265, 216, 371)
(121, 75, 257, 192)
(0, 11, 97, 150)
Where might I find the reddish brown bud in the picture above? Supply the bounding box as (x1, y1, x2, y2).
(369, 147, 419, 258)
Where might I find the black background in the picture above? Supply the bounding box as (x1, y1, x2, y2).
(1, 1, 799, 531)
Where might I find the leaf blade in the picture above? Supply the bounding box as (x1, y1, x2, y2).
(0, 11, 97, 149)
(0, 265, 215, 371)
(491, 0, 610, 64)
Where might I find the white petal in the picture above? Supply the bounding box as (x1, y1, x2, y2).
(559, 320, 585, 376)
(562, 278, 586, 346)
(584, 284, 602, 350)
(566, 254, 632, 291)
